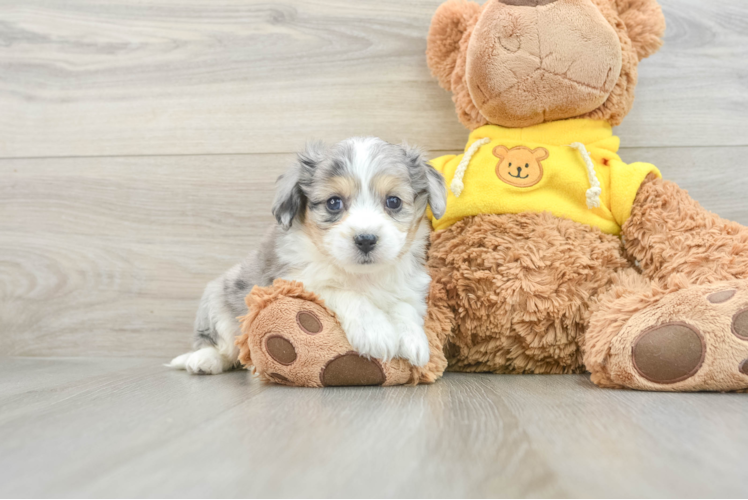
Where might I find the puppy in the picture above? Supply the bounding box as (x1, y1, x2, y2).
(169, 137, 447, 375)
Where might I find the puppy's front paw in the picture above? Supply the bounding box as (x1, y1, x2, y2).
(342, 310, 399, 362)
(398, 325, 430, 367)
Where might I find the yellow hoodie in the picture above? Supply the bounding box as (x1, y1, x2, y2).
(429, 119, 661, 235)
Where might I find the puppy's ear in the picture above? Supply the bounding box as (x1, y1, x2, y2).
(402, 144, 448, 221)
(425, 162, 448, 220)
(614, 0, 666, 60)
(427, 0, 483, 91)
(272, 141, 324, 230)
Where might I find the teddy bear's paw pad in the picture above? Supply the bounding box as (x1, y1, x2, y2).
(265, 335, 297, 365)
(732, 308, 748, 340)
(632, 323, 706, 384)
(296, 311, 322, 335)
(740, 360, 748, 376)
(320, 352, 386, 387)
(708, 289, 737, 304)
(607, 280, 748, 392)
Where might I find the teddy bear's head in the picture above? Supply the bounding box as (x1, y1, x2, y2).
(427, 0, 666, 129)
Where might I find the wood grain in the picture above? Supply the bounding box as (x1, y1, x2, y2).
(1, 0, 747, 159)
(0, 154, 286, 357)
(2, 147, 748, 358)
(1, 358, 747, 498)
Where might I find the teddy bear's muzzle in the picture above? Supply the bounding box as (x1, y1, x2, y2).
(465, 0, 623, 128)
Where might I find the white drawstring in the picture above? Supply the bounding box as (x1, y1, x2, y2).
(450, 137, 491, 198)
(567, 142, 602, 209)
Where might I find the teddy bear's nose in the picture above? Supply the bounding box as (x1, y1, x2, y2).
(498, 0, 559, 6)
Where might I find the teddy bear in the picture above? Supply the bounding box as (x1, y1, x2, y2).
(236, 0, 748, 392)
(423, 0, 748, 392)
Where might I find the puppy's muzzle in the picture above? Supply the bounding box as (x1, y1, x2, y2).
(354, 234, 378, 254)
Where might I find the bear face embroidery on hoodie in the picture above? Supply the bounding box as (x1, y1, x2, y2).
(493, 146, 549, 188)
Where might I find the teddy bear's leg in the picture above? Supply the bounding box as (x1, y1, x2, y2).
(585, 271, 748, 392)
(584, 177, 748, 391)
(624, 174, 748, 286)
(235, 281, 446, 387)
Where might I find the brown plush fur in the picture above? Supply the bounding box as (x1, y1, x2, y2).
(426, 0, 483, 92)
(419, 278, 453, 383)
(428, 212, 629, 374)
(426, 0, 665, 129)
(624, 174, 748, 287)
(614, 0, 667, 59)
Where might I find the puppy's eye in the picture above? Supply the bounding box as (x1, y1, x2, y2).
(326, 197, 343, 212)
(385, 196, 402, 210)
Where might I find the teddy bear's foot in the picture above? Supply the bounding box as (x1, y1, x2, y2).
(591, 279, 748, 392)
(234, 280, 414, 387)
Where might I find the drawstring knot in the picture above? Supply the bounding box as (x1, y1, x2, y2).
(450, 137, 491, 198)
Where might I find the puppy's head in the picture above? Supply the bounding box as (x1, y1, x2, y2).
(272, 137, 447, 273)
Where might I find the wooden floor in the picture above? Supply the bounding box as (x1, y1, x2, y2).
(2, 357, 748, 498)
(2, 0, 748, 497)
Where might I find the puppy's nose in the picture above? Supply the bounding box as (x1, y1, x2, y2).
(497, 0, 558, 6)
(354, 234, 378, 254)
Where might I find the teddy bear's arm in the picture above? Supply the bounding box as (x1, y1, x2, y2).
(608, 158, 661, 229)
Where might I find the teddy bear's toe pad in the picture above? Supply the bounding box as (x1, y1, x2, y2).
(265, 336, 298, 365)
(740, 360, 748, 376)
(731, 309, 748, 339)
(320, 353, 386, 387)
(632, 323, 705, 384)
(297, 311, 322, 334)
(708, 290, 737, 304)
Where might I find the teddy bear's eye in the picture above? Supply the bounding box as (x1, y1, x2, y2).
(525, 163, 529, 168)
(508, 163, 512, 167)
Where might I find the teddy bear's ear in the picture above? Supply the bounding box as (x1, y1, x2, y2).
(613, 0, 666, 60)
(426, 0, 483, 91)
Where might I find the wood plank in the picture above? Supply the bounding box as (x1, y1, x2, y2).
(2, 147, 748, 358)
(615, 0, 748, 147)
(0, 357, 268, 497)
(1, 358, 747, 497)
(1, 0, 747, 159)
(0, 154, 286, 358)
